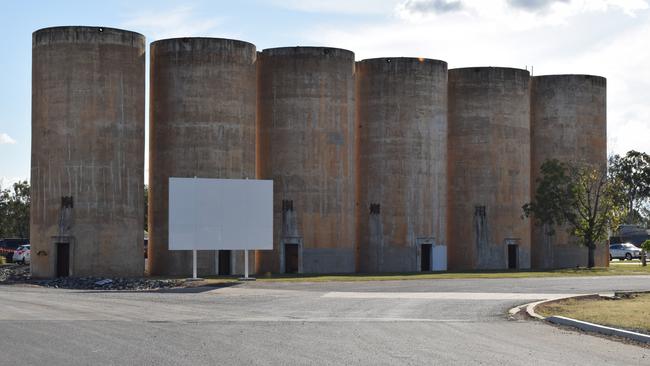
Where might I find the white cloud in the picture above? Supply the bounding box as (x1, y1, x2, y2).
(0, 133, 16, 145)
(396, 0, 463, 18)
(507, 0, 569, 12)
(395, 0, 648, 28)
(265, 0, 397, 14)
(120, 6, 227, 41)
(579, 0, 649, 16)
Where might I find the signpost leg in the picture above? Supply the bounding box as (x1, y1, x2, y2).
(192, 249, 197, 280)
(244, 250, 249, 279)
(238, 249, 255, 281)
(215, 250, 219, 275)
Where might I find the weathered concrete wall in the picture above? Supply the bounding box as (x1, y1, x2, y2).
(148, 38, 257, 276)
(31, 26, 145, 278)
(447, 67, 531, 270)
(530, 75, 608, 268)
(256, 47, 356, 274)
(550, 245, 609, 268)
(356, 58, 447, 273)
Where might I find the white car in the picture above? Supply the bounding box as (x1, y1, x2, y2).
(12, 244, 30, 264)
(609, 243, 641, 261)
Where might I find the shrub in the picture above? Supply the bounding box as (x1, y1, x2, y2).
(641, 240, 650, 252)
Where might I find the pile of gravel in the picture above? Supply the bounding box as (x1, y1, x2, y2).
(32, 277, 184, 291)
(0, 264, 184, 290)
(0, 264, 31, 282)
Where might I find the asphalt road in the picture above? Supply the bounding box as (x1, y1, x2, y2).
(1, 275, 649, 365)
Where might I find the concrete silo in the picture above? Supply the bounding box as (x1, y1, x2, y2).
(356, 58, 447, 273)
(31, 26, 145, 278)
(447, 67, 531, 270)
(148, 38, 257, 276)
(256, 47, 356, 274)
(530, 75, 608, 269)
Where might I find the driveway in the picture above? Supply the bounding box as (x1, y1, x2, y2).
(1, 275, 649, 365)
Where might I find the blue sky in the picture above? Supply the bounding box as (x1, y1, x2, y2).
(1, 0, 649, 187)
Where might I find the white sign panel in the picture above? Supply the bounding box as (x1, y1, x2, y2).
(169, 178, 273, 250)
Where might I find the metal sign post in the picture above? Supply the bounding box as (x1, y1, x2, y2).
(239, 249, 255, 281)
(192, 249, 198, 280)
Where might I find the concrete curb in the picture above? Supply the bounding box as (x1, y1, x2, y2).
(521, 292, 650, 344)
(507, 294, 590, 320)
(526, 299, 549, 319)
(547, 316, 650, 343)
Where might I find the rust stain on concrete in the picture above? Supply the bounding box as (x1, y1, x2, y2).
(356, 58, 447, 272)
(31, 26, 145, 278)
(148, 38, 257, 276)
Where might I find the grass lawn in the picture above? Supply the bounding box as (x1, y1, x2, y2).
(194, 261, 650, 283)
(536, 293, 650, 334)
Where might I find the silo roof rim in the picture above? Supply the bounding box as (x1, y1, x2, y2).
(358, 57, 447, 65)
(262, 46, 355, 56)
(33, 25, 144, 39)
(533, 73, 606, 80)
(151, 37, 256, 48)
(449, 66, 529, 73)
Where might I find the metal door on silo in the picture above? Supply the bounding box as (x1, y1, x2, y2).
(218, 250, 231, 275)
(421, 244, 432, 271)
(56, 242, 70, 277)
(285, 244, 299, 273)
(506, 239, 520, 269)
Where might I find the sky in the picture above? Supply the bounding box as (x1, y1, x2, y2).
(1, 0, 649, 187)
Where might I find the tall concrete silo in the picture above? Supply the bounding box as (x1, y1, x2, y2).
(356, 58, 447, 273)
(148, 38, 257, 276)
(447, 67, 531, 270)
(256, 47, 355, 274)
(530, 75, 608, 269)
(31, 26, 145, 278)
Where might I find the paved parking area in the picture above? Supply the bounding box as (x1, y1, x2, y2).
(1, 276, 649, 365)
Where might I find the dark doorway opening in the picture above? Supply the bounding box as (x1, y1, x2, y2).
(218, 250, 231, 275)
(421, 244, 432, 271)
(508, 244, 518, 269)
(56, 242, 70, 277)
(285, 244, 299, 274)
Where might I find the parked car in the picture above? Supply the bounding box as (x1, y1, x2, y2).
(12, 245, 30, 264)
(0, 238, 29, 262)
(610, 243, 642, 261)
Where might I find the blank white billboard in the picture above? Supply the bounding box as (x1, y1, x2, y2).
(168, 178, 273, 250)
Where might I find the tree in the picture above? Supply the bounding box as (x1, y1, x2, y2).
(608, 150, 650, 224)
(523, 160, 626, 268)
(0, 180, 31, 239)
(640, 239, 650, 267)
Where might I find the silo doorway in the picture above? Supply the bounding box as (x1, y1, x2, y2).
(421, 244, 432, 271)
(284, 244, 299, 273)
(56, 242, 70, 277)
(218, 250, 231, 275)
(508, 244, 518, 269)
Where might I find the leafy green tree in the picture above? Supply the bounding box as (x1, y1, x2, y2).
(0, 180, 30, 239)
(523, 160, 626, 268)
(608, 150, 650, 224)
